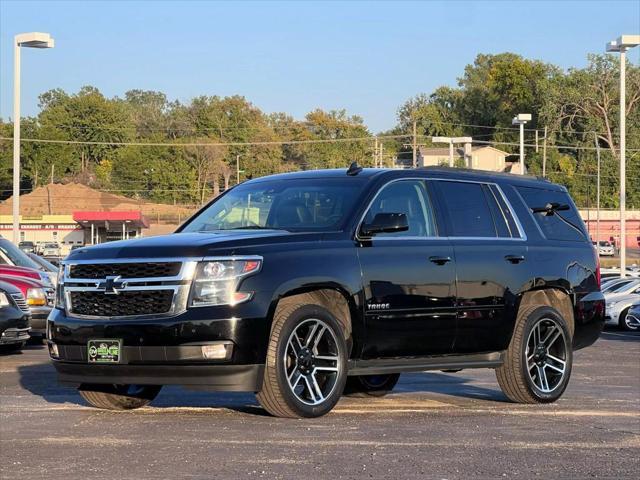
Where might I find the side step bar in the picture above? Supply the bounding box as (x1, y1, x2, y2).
(347, 351, 504, 376)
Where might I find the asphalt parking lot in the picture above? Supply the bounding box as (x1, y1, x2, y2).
(1, 330, 638, 480)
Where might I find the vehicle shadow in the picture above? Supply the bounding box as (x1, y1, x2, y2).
(600, 329, 640, 343)
(17, 355, 508, 415)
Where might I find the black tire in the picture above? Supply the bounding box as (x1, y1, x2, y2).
(343, 374, 400, 397)
(256, 303, 348, 418)
(78, 384, 162, 410)
(618, 307, 637, 331)
(496, 305, 573, 404)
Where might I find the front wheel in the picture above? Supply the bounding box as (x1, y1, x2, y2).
(343, 374, 400, 397)
(78, 384, 162, 410)
(619, 307, 638, 331)
(256, 303, 348, 418)
(496, 305, 572, 404)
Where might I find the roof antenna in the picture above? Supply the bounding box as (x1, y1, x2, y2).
(346, 161, 363, 176)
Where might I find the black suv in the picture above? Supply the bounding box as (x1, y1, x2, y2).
(48, 167, 605, 417)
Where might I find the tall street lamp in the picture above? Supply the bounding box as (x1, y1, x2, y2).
(607, 34, 640, 278)
(512, 114, 531, 175)
(12, 32, 55, 245)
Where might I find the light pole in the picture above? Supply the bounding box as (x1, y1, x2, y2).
(12, 32, 54, 245)
(607, 35, 640, 278)
(431, 137, 472, 167)
(512, 114, 531, 175)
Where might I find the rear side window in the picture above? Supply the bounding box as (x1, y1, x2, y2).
(517, 186, 587, 242)
(435, 181, 497, 237)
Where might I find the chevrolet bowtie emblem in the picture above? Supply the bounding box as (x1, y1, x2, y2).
(96, 275, 128, 295)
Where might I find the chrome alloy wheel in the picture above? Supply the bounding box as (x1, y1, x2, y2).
(284, 318, 341, 406)
(525, 318, 568, 393)
(625, 312, 640, 330)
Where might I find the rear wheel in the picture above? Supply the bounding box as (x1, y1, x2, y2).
(496, 305, 572, 404)
(78, 384, 161, 410)
(343, 374, 400, 397)
(256, 303, 348, 418)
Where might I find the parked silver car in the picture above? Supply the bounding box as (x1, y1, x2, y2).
(604, 279, 640, 331)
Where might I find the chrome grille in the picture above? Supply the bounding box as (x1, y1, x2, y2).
(63, 259, 196, 319)
(10, 293, 30, 313)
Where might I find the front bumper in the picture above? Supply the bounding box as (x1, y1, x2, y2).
(29, 306, 52, 334)
(52, 360, 264, 391)
(1, 327, 31, 344)
(48, 301, 271, 390)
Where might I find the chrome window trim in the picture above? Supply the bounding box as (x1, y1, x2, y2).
(355, 176, 527, 242)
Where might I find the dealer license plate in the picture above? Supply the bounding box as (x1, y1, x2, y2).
(87, 339, 122, 364)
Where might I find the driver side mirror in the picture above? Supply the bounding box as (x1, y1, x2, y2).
(360, 213, 409, 237)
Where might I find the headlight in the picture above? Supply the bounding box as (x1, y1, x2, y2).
(26, 288, 47, 307)
(55, 267, 65, 309)
(0, 292, 10, 307)
(190, 257, 262, 307)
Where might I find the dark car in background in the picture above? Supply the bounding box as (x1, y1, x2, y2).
(49, 167, 604, 418)
(18, 241, 36, 254)
(0, 280, 31, 352)
(1, 274, 53, 340)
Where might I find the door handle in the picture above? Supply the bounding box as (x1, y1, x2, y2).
(505, 255, 525, 264)
(429, 256, 451, 265)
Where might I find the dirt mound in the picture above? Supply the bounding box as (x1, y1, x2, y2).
(0, 183, 196, 219)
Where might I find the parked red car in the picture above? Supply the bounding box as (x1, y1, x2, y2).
(0, 274, 53, 339)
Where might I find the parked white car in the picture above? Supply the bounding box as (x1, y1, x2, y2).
(604, 279, 640, 331)
(593, 241, 615, 256)
(41, 242, 61, 258)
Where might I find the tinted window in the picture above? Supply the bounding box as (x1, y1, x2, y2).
(517, 186, 587, 242)
(363, 180, 437, 237)
(436, 181, 496, 237)
(182, 178, 366, 232)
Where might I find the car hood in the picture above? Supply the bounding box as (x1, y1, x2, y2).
(65, 230, 328, 261)
(605, 292, 640, 304)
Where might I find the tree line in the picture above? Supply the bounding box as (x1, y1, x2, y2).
(1, 52, 638, 208)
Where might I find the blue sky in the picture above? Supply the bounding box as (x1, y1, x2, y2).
(1, 0, 639, 133)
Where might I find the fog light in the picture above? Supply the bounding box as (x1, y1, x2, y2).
(201, 343, 231, 360)
(49, 342, 59, 359)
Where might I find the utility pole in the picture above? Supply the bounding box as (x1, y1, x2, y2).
(236, 154, 240, 185)
(50, 164, 54, 184)
(374, 137, 379, 167)
(535, 129, 539, 153)
(412, 119, 417, 168)
(595, 132, 601, 244)
(542, 126, 548, 177)
(380, 143, 384, 168)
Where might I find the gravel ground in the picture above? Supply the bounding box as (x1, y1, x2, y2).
(1, 329, 638, 480)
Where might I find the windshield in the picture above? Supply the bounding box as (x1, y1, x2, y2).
(182, 177, 367, 233)
(606, 280, 633, 293)
(0, 239, 43, 270)
(599, 241, 611, 247)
